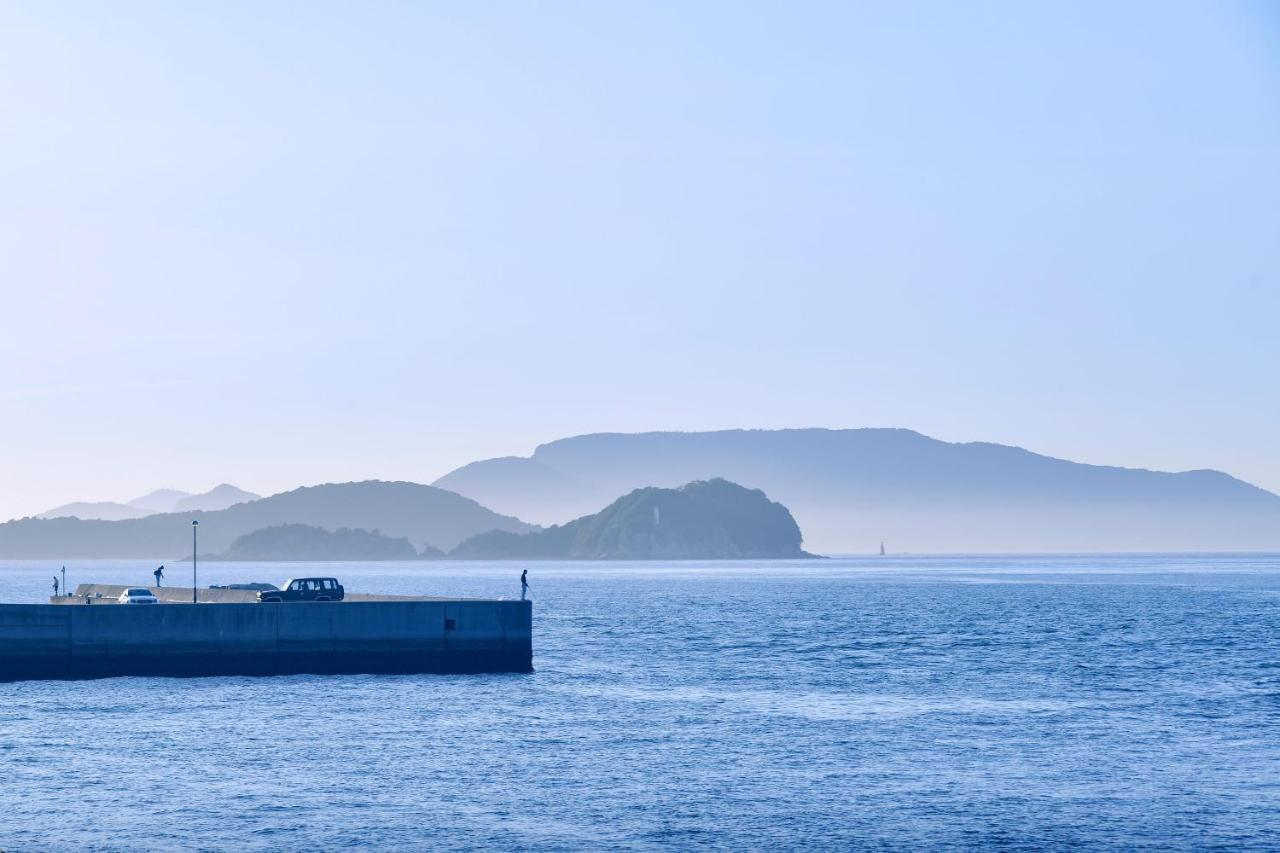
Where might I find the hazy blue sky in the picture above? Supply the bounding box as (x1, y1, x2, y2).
(2, 1, 1277, 520)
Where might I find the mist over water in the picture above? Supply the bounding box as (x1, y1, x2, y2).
(2, 555, 1279, 849)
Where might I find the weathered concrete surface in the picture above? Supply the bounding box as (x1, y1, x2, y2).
(0, 598, 532, 681)
(55, 584, 476, 604)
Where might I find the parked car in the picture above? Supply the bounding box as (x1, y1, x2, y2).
(118, 588, 158, 605)
(257, 578, 344, 603)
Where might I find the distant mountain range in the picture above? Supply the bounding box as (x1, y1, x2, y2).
(128, 488, 197, 513)
(434, 428, 1280, 552)
(14, 427, 1280, 556)
(197, 479, 809, 561)
(37, 484, 260, 522)
(4, 481, 529, 558)
(451, 478, 814, 560)
(33, 501, 152, 523)
(173, 484, 260, 513)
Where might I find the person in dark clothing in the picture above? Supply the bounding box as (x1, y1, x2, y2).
(52, 576, 59, 597)
(520, 569, 529, 601)
(153, 565, 164, 587)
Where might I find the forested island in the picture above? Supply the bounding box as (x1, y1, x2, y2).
(450, 478, 816, 559)
(209, 524, 442, 561)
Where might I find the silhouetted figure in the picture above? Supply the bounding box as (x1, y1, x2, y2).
(153, 565, 165, 587)
(52, 576, 59, 597)
(520, 569, 529, 601)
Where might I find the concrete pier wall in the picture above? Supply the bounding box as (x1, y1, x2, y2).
(0, 600, 532, 681)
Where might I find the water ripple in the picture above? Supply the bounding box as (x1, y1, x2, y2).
(0, 555, 1278, 849)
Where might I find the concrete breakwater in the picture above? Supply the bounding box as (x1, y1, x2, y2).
(0, 586, 532, 681)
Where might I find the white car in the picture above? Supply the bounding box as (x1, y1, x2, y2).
(118, 588, 158, 605)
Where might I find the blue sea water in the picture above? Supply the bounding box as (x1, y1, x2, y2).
(1, 554, 1279, 851)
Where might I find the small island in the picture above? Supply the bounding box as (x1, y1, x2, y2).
(450, 478, 817, 560)
(208, 524, 442, 561)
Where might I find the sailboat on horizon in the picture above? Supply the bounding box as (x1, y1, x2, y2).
(879, 541, 885, 556)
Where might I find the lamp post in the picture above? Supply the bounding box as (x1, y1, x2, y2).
(192, 520, 199, 604)
(61, 565, 66, 598)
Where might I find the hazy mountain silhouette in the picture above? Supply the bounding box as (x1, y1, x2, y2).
(434, 428, 1280, 552)
(451, 479, 813, 559)
(36, 501, 151, 522)
(2, 481, 530, 558)
(38, 484, 257, 521)
(172, 484, 259, 513)
(128, 488, 194, 513)
(436, 456, 614, 526)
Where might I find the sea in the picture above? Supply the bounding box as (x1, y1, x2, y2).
(1, 554, 1278, 851)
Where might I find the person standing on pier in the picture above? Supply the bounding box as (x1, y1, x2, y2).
(153, 565, 164, 587)
(52, 576, 59, 597)
(520, 569, 529, 601)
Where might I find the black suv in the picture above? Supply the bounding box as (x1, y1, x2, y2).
(257, 577, 345, 602)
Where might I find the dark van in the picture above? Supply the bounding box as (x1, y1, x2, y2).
(257, 578, 345, 603)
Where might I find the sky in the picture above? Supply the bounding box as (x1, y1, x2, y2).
(1, 0, 1277, 521)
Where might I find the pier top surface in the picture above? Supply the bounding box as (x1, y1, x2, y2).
(48, 584, 504, 605)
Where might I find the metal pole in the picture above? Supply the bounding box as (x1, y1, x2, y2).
(61, 565, 66, 597)
(192, 520, 199, 604)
